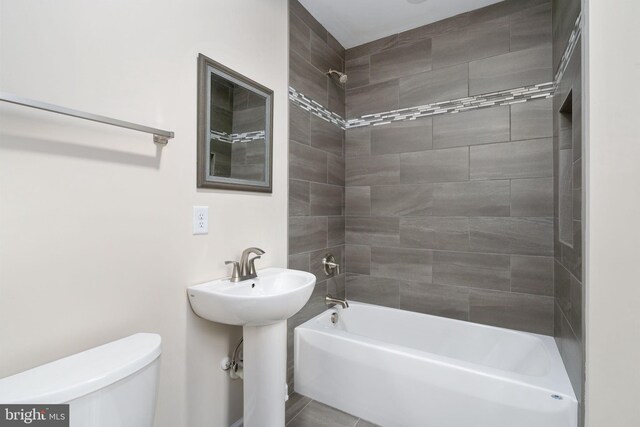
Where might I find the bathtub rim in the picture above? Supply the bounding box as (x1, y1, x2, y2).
(295, 301, 577, 403)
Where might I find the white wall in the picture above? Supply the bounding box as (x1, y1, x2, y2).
(0, 1, 288, 426)
(584, 0, 640, 425)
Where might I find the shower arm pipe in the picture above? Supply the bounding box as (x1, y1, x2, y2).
(0, 92, 175, 144)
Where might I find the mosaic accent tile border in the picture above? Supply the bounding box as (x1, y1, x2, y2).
(288, 87, 346, 128)
(210, 129, 265, 144)
(344, 82, 554, 128)
(288, 82, 554, 130)
(288, 13, 582, 131)
(554, 12, 582, 86)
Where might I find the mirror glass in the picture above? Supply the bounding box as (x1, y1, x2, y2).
(198, 54, 273, 192)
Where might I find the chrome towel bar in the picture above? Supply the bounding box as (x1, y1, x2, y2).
(0, 92, 174, 144)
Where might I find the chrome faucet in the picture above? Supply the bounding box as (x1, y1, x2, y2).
(225, 247, 265, 282)
(322, 253, 340, 276)
(325, 294, 349, 309)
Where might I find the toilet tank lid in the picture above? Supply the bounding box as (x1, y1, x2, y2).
(0, 333, 161, 404)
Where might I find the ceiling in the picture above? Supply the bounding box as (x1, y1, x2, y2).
(298, 0, 504, 49)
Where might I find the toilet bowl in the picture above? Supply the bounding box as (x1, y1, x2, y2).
(0, 333, 161, 427)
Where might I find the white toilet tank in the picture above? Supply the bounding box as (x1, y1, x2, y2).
(0, 333, 161, 427)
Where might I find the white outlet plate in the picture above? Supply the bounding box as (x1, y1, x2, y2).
(193, 206, 209, 235)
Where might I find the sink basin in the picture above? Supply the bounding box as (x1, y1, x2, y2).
(188, 267, 316, 426)
(187, 267, 316, 326)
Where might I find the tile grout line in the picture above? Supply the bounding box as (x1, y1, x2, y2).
(285, 397, 314, 426)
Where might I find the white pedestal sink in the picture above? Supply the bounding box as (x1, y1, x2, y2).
(187, 267, 316, 427)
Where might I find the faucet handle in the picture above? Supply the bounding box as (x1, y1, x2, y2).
(322, 253, 340, 276)
(248, 255, 262, 275)
(225, 261, 241, 282)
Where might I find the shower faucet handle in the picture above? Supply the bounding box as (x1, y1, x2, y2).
(322, 253, 340, 276)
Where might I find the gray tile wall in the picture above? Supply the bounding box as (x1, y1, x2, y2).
(288, 0, 580, 409)
(344, 0, 555, 335)
(288, 0, 346, 391)
(552, 0, 584, 421)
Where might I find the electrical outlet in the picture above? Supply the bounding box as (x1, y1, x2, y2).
(193, 206, 208, 235)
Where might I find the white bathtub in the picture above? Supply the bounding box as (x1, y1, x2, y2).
(294, 302, 577, 427)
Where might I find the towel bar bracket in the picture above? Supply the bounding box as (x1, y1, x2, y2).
(153, 135, 170, 145)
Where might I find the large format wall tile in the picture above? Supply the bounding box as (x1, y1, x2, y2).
(554, 260, 583, 340)
(346, 216, 400, 246)
(327, 153, 345, 186)
(370, 119, 433, 155)
(290, 101, 310, 145)
(310, 32, 343, 75)
(469, 217, 553, 256)
(511, 255, 554, 296)
(328, 80, 346, 118)
(511, 98, 553, 141)
(346, 34, 398, 61)
(510, 1, 552, 51)
(399, 63, 469, 108)
(289, 216, 328, 255)
(510, 177, 553, 217)
(433, 106, 510, 149)
(432, 180, 510, 216)
(288, 253, 310, 272)
(346, 154, 400, 186)
(370, 184, 433, 217)
(396, 0, 547, 47)
(309, 183, 343, 216)
(346, 274, 400, 308)
(346, 245, 371, 275)
(400, 147, 469, 184)
(345, 127, 370, 158)
(290, 50, 327, 106)
(327, 274, 346, 300)
(327, 32, 345, 60)
(399, 282, 470, 321)
(469, 289, 554, 334)
(290, 141, 327, 183)
(290, 0, 326, 41)
(554, 302, 583, 403)
(290, 12, 310, 61)
(328, 217, 345, 247)
(370, 39, 432, 83)
(469, 45, 552, 94)
(345, 186, 371, 216)
(400, 217, 470, 251)
(310, 114, 343, 156)
(289, 179, 310, 216)
(470, 138, 552, 180)
(345, 56, 370, 89)
(346, 79, 399, 118)
(433, 251, 511, 291)
(370, 246, 433, 282)
(431, 17, 510, 69)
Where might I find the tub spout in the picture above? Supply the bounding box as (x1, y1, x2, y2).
(326, 295, 349, 309)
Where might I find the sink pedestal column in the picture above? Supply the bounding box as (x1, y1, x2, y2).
(243, 321, 287, 427)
